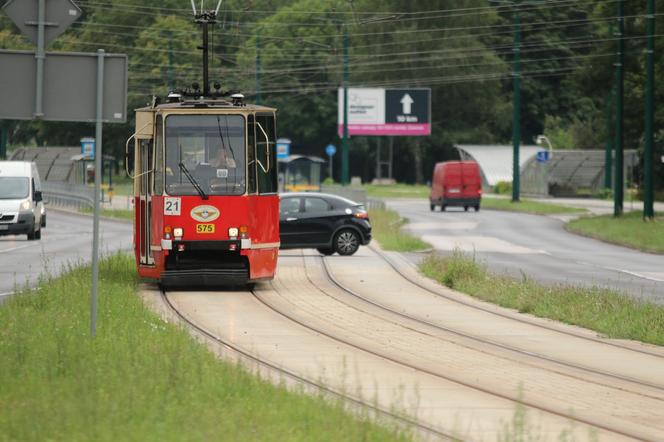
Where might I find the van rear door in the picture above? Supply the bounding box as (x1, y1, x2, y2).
(461, 162, 481, 199)
(444, 163, 463, 198)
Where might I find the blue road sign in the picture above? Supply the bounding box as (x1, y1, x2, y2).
(536, 150, 550, 163)
(276, 138, 291, 160)
(326, 144, 336, 157)
(81, 137, 95, 160)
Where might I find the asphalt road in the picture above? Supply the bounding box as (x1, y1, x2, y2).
(0, 209, 133, 300)
(387, 199, 664, 303)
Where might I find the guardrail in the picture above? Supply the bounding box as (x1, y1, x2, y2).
(42, 182, 95, 209)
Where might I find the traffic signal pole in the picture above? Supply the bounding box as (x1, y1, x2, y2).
(341, 24, 350, 185)
(511, 8, 521, 202)
(644, 0, 655, 219)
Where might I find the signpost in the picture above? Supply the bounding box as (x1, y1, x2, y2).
(325, 144, 336, 181)
(535, 150, 550, 163)
(1, 1, 127, 337)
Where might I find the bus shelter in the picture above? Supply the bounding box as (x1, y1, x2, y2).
(278, 155, 325, 193)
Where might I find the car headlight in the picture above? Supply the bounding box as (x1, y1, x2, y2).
(20, 200, 31, 211)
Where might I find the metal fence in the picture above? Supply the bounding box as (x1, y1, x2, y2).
(42, 182, 94, 209)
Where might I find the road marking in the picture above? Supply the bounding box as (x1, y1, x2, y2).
(0, 291, 14, 297)
(607, 268, 664, 283)
(0, 244, 33, 254)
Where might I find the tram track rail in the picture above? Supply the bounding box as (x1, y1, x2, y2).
(158, 287, 455, 442)
(265, 251, 664, 441)
(312, 253, 664, 397)
(368, 244, 664, 360)
(259, 273, 652, 441)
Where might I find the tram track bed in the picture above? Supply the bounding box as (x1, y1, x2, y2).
(150, 248, 664, 441)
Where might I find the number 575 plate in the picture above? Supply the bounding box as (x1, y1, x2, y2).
(196, 224, 215, 234)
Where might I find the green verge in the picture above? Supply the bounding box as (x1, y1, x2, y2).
(364, 184, 429, 199)
(567, 211, 664, 254)
(481, 197, 586, 215)
(420, 252, 664, 346)
(368, 208, 430, 252)
(79, 207, 134, 221)
(0, 254, 409, 442)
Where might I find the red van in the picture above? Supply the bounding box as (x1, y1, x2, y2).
(429, 161, 482, 211)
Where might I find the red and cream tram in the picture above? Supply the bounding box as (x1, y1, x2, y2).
(129, 95, 279, 287)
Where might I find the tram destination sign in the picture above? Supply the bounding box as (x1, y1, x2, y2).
(338, 87, 431, 137)
(0, 50, 127, 122)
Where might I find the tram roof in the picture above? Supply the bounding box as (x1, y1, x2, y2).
(136, 100, 276, 113)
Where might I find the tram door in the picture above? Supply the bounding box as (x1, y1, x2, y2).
(138, 138, 154, 265)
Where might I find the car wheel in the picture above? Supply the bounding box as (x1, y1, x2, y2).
(464, 206, 469, 212)
(35, 227, 42, 240)
(316, 248, 335, 256)
(334, 230, 360, 256)
(27, 230, 36, 241)
(475, 205, 480, 212)
(441, 204, 447, 212)
(41, 215, 46, 228)
(430, 203, 435, 211)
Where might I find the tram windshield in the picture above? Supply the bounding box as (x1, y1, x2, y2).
(165, 114, 246, 196)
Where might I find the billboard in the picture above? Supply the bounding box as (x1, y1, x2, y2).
(338, 88, 431, 136)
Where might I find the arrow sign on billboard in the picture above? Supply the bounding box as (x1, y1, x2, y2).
(400, 93, 414, 115)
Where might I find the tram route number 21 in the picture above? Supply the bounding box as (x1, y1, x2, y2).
(164, 197, 181, 216)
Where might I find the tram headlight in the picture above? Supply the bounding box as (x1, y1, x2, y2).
(228, 227, 239, 238)
(173, 227, 183, 238)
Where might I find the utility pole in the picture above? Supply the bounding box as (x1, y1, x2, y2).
(255, 29, 262, 105)
(644, 0, 655, 219)
(604, 23, 616, 191)
(511, 6, 522, 202)
(614, 0, 625, 217)
(341, 23, 350, 185)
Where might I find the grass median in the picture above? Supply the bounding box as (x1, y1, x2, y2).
(420, 252, 664, 346)
(364, 184, 429, 199)
(0, 254, 410, 442)
(481, 197, 586, 215)
(567, 211, 664, 253)
(368, 207, 430, 252)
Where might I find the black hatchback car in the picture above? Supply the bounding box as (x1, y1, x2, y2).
(279, 193, 372, 256)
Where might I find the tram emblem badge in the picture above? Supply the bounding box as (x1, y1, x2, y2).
(191, 205, 220, 222)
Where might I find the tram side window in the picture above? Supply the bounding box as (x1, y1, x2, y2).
(154, 115, 164, 195)
(256, 113, 277, 194)
(247, 114, 257, 194)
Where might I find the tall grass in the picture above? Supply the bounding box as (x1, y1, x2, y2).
(368, 208, 430, 252)
(420, 251, 664, 346)
(567, 211, 664, 253)
(0, 254, 409, 442)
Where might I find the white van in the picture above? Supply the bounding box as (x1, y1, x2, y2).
(0, 161, 45, 240)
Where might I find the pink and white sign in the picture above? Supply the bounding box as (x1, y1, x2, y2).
(338, 88, 431, 137)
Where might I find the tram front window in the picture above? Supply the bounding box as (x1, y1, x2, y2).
(165, 114, 246, 196)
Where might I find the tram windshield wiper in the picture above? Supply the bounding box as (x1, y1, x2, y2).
(178, 162, 209, 200)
